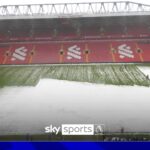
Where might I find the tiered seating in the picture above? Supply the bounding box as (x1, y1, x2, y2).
(0, 40, 150, 65)
(0, 24, 149, 42)
(0, 18, 150, 65)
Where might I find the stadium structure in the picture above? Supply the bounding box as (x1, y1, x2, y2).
(0, 1, 150, 64)
(0, 1, 150, 86)
(1, 1, 150, 141)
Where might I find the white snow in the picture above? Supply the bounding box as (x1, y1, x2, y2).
(138, 66, 150, 77)
(0, 79, 150, 135)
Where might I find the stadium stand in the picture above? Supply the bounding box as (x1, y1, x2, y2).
(0, 1, 150, 64)
(0, 40, 150, 64)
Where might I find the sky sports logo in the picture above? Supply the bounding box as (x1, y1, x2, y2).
(45, 124, 104, 135)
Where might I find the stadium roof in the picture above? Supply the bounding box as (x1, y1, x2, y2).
(0, 1, 150, 20)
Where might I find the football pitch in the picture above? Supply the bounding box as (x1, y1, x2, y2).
(0, 64, 149, 87)
(0, 64, 150, 140)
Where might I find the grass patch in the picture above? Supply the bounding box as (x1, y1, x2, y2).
(0, 64, 149, 87)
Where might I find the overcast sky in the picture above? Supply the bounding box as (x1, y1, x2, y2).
(0, 0, 150, 5)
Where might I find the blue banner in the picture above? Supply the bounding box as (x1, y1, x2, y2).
(0, 142, 150, 150)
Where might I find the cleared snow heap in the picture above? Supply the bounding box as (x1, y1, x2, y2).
(0, 64, 149, 87)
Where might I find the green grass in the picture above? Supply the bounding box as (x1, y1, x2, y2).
(0, 64, 149, 87)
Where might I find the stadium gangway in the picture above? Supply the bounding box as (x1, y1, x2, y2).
(0, 1, 150, 20)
